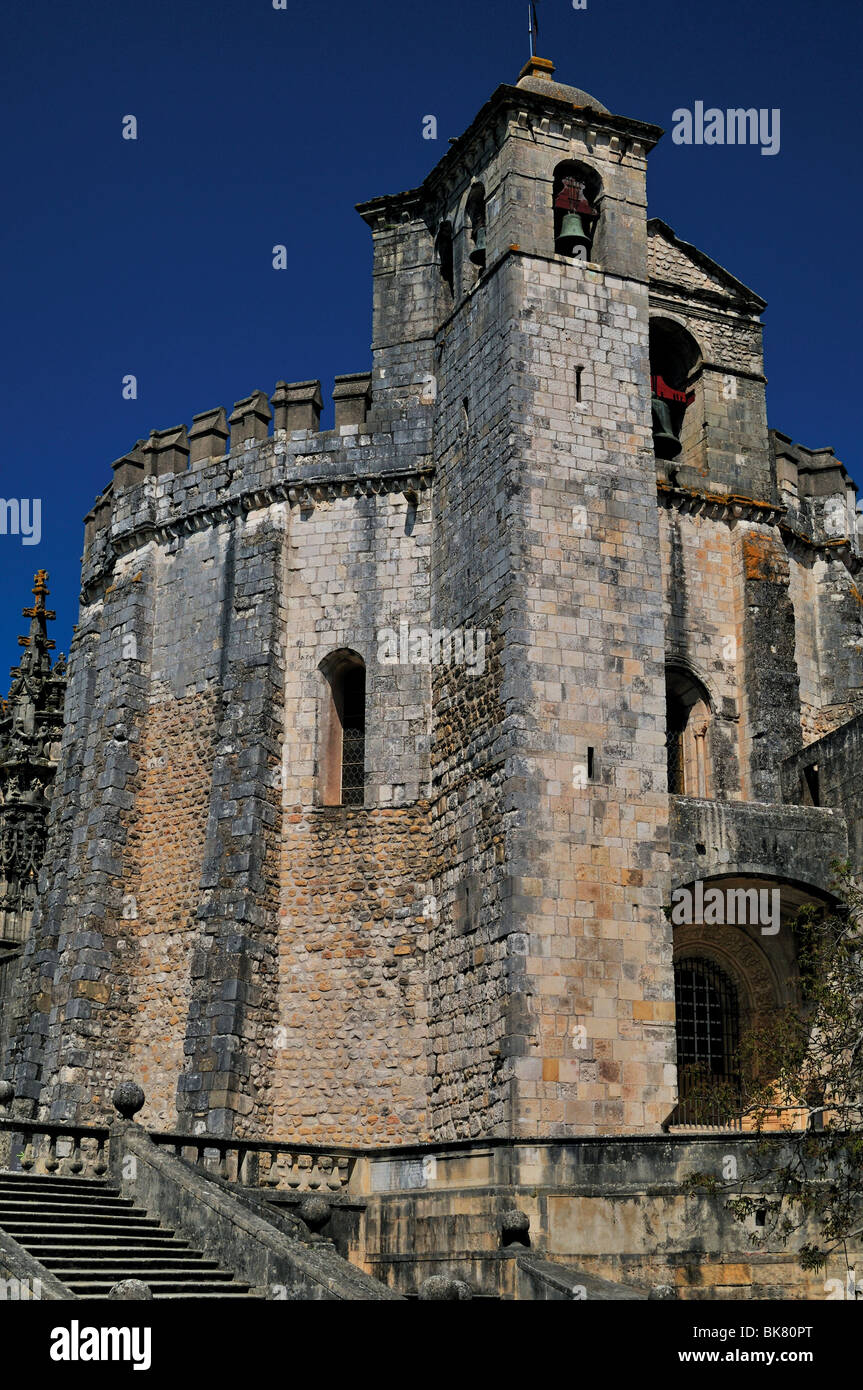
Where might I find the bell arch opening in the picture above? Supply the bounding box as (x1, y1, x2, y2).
(650, 317, 702, 465)
(465, 182, 487, 274)
(552, 161, 601, 263)
(435, 221, 454, 302)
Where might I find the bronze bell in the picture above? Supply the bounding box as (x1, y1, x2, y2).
(469, 225, 487, 268)
(556, 212, 592, 258)
(651, 395, 683, 459)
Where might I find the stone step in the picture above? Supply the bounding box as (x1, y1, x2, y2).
(0, 1200, 144, 1223)
(22, 1235, 191, 1251)
(46, 1255, 219, 1272)
(0, 1195, 139, 1206)
(0, 1185, 126, 1204)
(0, 1175, 113, 1194)
(0, 1217, 164, 1234)
(0, 1173, 254, 1298)
(155, 1292, 264, 1300)
(69, 1279, 253, 1298)
(59, 1265, 238, 1281)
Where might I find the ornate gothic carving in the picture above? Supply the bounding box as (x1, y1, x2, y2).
(0, 572, 66, 946)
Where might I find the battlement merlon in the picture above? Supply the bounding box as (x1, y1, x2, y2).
(771, 429, 859, 541)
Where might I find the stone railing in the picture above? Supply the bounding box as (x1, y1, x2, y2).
(0, 1119, 110, 1179)
(148, 1131, 355, 1194)
(0, 1080, 356, 1192)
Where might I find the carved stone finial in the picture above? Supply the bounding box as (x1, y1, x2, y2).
(297, 1195, 330, 1232)
(499, 1207, 530, 1246)
(112, 1081, 145, 1120)
(418, 1276, 474, 1301)
(108, 1279, 153, 1300)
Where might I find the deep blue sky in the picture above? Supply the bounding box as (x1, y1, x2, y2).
(1, 0, 860, 670)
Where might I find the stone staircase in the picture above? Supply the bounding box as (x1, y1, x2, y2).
(0, 1171, 255, 1298)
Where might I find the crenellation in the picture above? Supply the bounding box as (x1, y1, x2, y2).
(228, 390, 271, 451)
(188, 407, 229, 465)
(111, 439, 146, 490)
(270, 379, 323, 435)
(143, 424, 189, 478)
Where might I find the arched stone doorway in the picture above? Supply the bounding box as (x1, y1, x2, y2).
(666, 874, 831, 1130)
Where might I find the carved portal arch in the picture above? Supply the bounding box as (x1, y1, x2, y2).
(672, 921, 783, 1028)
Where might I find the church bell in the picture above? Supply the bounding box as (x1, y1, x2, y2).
(469, 225, 487, 268)
(651, 395, 683, 460)
(555, 212, 591, 258)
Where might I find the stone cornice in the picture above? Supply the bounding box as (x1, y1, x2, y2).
(358, 83, 664, 229)
(81, 466, 435, 602)
(648, 280, 765, 324)
(658, 481, 861, 573)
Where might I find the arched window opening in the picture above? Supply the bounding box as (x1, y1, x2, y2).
(436, 222, 454, 298)
(649, 319, 701, 461)
(319, 651, 366, 808)
(674, 955, 741, 1125)
(666, 667, 711, 797)
(553, 161, 601, 262)
(466, 183, 487, 271)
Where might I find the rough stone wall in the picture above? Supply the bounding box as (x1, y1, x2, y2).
(6, 561, 156, 1120)
(427, 613, 509, 1138)
(278, 805, 431, 1143)
(813, 556, 863, 710)
(738, 527, 802, 802)
(429, 238, 676, 1137)
(659, 507, 742, 799)
(273, 484, 434, 1145)
(787, 553, 822, 739)
(783, 715, 863, 870)
(123, 689, 218, 1126)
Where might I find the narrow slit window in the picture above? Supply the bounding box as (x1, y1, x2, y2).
(319, 651, 366, 808)
(340, 665, 366, 807)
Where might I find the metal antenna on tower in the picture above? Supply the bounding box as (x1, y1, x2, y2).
(528, 1, 539, 58)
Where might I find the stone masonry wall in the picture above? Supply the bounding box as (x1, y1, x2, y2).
(659, 506, 742, 799)
(430, 242, 676, 1137)
(273, 483, 434, 1144)
(278, 805, 431, 1143)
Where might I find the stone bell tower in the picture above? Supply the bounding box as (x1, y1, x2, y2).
(361, 56, 675, 1136)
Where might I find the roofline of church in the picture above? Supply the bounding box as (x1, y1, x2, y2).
(648, 217, 767, 311)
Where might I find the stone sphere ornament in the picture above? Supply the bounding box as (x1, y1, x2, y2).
(418, 1275, 474, 1301)
(109, 1279, 153, 1300)
(112, 1081, 145, 1120)
(297, 1195, 330, 1232)
(499, 1208, 531, 1245)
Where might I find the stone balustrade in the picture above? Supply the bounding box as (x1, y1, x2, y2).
(0, 1117, 109, 1179)
(149, 1132, 354, 1193)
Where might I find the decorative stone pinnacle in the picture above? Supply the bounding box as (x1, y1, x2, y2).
(112, 1080, 146, 1120)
